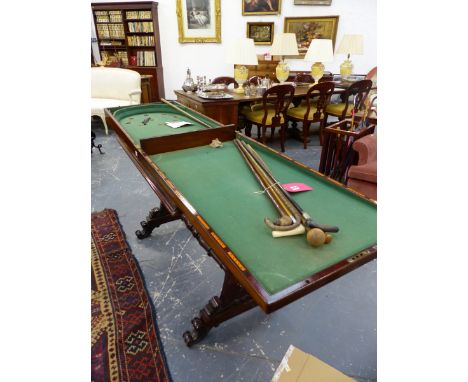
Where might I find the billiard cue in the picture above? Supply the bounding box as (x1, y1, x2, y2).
(160, 98, 213, 129)
(244, 143, 339, 233)
(235, 140, 303, 233)
(236, 139, 299, 226)
(234, 140, 296, 222)
(235, 141, 290, 221)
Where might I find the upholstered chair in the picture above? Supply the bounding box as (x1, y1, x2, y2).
(347, 133, 377, 200)
(286, 82, 335, 148)
(323, 79, 372, 128)
(91, 67, 142, 134)
(241, 84, 295, 152)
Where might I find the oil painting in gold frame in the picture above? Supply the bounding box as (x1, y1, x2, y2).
(294, 0, 332, 5)
(242, 0, 282, 16)
(284, 16, 339, 57)
(247, 22, 274, 45)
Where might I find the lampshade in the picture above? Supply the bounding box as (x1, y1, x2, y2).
(336, 34, 363, 55)
(226, 38, 258, 65)
(270, 33, 299, 56)
(304, 39, 334, 63)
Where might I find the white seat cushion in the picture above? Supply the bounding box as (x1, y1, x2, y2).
(91, 98, 134, 115)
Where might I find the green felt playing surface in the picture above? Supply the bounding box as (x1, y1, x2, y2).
(111, 103, 220, 144)
(151, 139, 377, 296)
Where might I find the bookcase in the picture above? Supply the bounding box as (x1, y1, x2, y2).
(91, 1, 164, 102)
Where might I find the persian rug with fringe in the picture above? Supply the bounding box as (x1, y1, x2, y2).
(91, 209, 172, 382)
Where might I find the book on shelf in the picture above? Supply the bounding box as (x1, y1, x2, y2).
(126, 10, 152, 20)
(128, 21, 153, 33)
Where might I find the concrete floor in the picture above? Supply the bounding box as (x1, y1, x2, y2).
(91, 119, 377, 382)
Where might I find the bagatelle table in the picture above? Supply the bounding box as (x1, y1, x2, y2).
(105, 101, 377, 346)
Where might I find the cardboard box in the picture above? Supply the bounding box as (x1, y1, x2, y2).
(271, 345, 356, 382)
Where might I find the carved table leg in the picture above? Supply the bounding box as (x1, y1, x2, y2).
(135, 203, 181, 239)
(183, 271, 257, 347)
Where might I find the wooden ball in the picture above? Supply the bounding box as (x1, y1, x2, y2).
(306, 228, 326, 247)
(325, 234, 333, 244)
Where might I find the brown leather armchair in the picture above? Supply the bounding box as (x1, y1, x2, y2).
(347, 133, 377, 200)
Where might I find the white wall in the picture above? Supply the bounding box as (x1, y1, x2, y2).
(93, 0, 376, 100)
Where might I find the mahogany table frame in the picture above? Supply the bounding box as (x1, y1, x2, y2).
(174, 84, 348, 127)
(105, 106, 377, 346)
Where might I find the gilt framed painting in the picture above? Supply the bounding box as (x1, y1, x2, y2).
(294, 0, 332, 5)
(284, 16, 339, 57)
(242, 0, 282, 16)
(176, 0, 221, 43)
(247, 22, 274, 45)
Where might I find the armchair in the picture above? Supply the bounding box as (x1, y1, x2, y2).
(347, 133, 377, 200)
(91, 67, 142, 134)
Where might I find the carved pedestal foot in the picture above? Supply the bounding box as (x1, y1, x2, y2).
(182, 273, 256, 346)
(183, 317, 209, 347)
(135, 205, 180, 239)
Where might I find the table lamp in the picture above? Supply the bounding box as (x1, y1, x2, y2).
(226, 38, 258, 93)
(304, 39, 334, 84)
(270, 33, 299, 83)
(336, 34, 363, 80)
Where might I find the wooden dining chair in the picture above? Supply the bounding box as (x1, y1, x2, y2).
(286, 81, 335, 148)
(323, 79, 373, 127)
(293, 73, 314, 84)
(211, 76, 238, 88)
(241, 84, 295, 152)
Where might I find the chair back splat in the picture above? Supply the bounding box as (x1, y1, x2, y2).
(307, 82, 335, 120)
(285, 81, 335, 148)
(211, 76, 238, 88)
(323, 79, 373, 136)
(241, 84, 295, 152)
(338, 79, 373, 114)
(262, 84, 295, 127)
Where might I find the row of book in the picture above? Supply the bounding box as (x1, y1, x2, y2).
(97, 24, 125, 39)
(94, 10, 122, 23)
(127, 35, 154, 46)
(126, 10, 152, 20)
(135, 51, 156, 66)
(127, 21, 153, 33)
(100, 41, 124, 46)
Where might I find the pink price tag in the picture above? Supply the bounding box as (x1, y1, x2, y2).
(282, 183, 313, 193)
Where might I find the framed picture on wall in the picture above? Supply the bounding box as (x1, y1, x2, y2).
(284, 16, 339, 57)
(294, 0, 332, 5)
(176, 0, 221, 43)
(242, 0, 282, 16)
(247, 22, 274, 45)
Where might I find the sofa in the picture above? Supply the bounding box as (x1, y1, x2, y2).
(91, 67, 142, 134)
(347, 133, 377, 200)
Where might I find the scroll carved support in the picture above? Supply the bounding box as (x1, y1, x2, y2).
(136, 203, 181, 239)
(183, 271, 256, 347)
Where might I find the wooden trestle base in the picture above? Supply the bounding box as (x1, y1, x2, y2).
(135, 204, 181, 239)
(182, 271, 257, 347)
(136, 204, 257, 347)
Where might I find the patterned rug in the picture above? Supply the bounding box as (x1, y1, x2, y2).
(91, 209, 172, 382)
